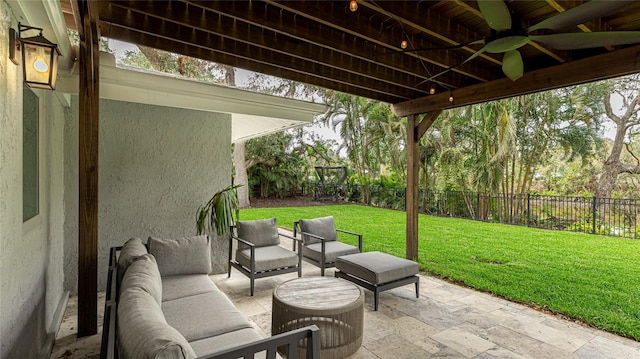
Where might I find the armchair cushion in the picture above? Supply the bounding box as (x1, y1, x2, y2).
(236, 218, 280, 249)
(236, 246, 300, 272)
(148, 235, 211, 277)
(303, 241, 360, 264)
(299, 216, 338, 245)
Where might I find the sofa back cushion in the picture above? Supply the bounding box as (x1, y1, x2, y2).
(148, 235, 211, 277)
(118, 287, 196, 359)
(299, 216, 338, 245)
(117, 237, 148, 286)
(120, 254, 163, 305)
(236, 218, 280, 250)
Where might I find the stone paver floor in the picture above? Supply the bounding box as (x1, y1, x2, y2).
(51, 254, 640, 358)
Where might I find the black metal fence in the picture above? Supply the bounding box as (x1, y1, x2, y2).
(314, 183, 640, 239)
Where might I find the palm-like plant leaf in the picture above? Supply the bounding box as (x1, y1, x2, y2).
(196, 184, 241, 237)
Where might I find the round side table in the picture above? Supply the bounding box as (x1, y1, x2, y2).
(272, 277, 364, 359)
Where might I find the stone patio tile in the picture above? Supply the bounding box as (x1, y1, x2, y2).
(390, 315, 440, 352)
(364, 333, 435, 359)
(475, 346, 527, 359)
(451, 307, 512, 329)
(454, 292, 507, 312)
(248, 312, 273, 336)
(501, 316, 589, 353)
(431, 326, 496, 358)
(423, 283, 473, 304)
(482, 324, 577, 359)
(574, 335, 640, 359)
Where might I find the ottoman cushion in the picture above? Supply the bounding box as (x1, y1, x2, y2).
(336, 251, 419, 284)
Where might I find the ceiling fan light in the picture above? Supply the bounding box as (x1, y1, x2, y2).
(485, 36, 529, 53)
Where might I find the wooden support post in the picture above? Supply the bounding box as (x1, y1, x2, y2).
(77, 0, 100, 338)
(406, 115, 420, 260)
(405, 111, 442, 261)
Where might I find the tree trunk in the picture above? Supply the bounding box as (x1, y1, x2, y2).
(233, 141, 250, 208)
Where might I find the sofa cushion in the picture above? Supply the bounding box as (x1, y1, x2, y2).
(148, 235, 211, 276)
(299, 216, 337, 245)
(161, 274, 218, 302)
(162, 292, 253, 342)
(236, 246, 299, 272)
(303, 241, 360, 264)
(118, 287, 196, 359)
(236, 218, 280, 250)
(117, 237, 147, 285)
(188, 328, 264, 358)
(120, 254, 163, 305)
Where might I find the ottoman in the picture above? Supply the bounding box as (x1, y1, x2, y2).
(335, 251, 419, 311)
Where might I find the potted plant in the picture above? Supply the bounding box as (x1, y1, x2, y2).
(196, 184, 241, 237)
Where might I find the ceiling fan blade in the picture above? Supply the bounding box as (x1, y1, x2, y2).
(528, 0, 636, 32)
(417, 47, 487, 86)
(530, 32, 640, 50)
(502, 50, 523, 81)
(477, 0, 512, 31)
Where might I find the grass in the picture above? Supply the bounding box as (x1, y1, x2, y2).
(240, 204, 640, 340)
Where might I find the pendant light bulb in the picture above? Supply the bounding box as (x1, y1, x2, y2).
(349, 0, 358, 12)
(429, 85, 436, 95)
(449, 92, 454, 103)
(401, 40, 408, 49)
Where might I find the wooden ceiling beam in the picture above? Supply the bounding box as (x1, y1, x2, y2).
(392, 45, 640, 116)
(261, 0, 492, 83)
(186, 0, 468, 91)
(101, 1, 428, 98)
(104, 24, 405, 104)
(358, 0, 502, 66)
(98, 4, 418, 101)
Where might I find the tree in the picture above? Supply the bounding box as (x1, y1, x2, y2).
(596, 74, 640, 198)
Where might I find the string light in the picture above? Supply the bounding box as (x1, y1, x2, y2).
(449, 92, 454, 103)
(429, 84, 436, 95)
(349, 0, 358, 12)
(400, 40, 408, 49)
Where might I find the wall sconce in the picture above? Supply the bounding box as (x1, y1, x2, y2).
(9, 23, 61, 90)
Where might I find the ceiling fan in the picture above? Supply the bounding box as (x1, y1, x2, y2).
(425, 0, 640, 82)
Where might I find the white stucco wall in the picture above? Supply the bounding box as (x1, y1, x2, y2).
(0, 2, 68, 357)
(64, 98, 232, 292)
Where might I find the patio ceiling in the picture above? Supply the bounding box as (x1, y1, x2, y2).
(59, 0, 640, 115)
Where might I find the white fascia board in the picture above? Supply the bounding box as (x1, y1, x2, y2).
(57, 62, 327, 141)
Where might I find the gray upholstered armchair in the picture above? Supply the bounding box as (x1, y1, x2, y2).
(293, 216, 362, 276)
(229, 218, 302, 296)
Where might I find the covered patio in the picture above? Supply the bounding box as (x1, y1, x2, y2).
(2, 1, 640, 358)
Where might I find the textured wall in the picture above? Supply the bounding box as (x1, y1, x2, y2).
(64, 98, 232, 292)
(0, 2, 67, 357)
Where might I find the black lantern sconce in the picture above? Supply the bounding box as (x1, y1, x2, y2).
(9, 23, 61, 90)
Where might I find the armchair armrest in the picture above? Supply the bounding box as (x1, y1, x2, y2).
(230, 235, 256, 272)
(336, 229, 363, 252)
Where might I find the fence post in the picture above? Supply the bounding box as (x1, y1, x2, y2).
(527, 193, 531, 227)
(592, 196, 597, 234)
(476, 192, 480, 220)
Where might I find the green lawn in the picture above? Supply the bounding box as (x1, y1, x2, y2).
(240, 204, 640, 340)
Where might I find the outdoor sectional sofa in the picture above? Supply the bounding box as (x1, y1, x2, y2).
(101, 235, 320, 359)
